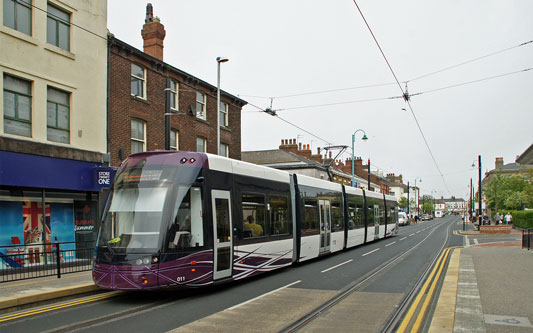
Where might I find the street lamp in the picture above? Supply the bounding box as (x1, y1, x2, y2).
(414, 177, 422, 218)
(472, 156, 482, 225)
(351, 129, 368, 187)
(216, 57, 229, 155)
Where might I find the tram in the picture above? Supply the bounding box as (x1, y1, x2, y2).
(92, 151, 398, 290)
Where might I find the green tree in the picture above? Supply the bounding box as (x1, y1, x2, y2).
(485, 175, 530, 211)
(423, 201, 434, 214)
(399, 197, 408, 209)
(504, 191, 524, 210)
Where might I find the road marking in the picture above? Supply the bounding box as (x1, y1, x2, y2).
(321, 259, 353, 273)
(0, 292, 121, 323)
(385, 241, 396, 247)
(362, 248, 380, 256)
(227, 280, 301, 310)
(398, 248, 452, 332)
(409, 233, 415, 236)
(400, 237, 407, 241)
(485, 314, 533, 327)
(416, 231, 421, 234)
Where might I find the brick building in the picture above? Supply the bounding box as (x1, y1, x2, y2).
(108, 4, 246, 167)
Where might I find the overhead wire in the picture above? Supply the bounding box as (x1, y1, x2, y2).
(350, 0, 452, 196)
(238, 39, 532, 101)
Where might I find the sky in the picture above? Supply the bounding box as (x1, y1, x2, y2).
(107, 0, 533, 199)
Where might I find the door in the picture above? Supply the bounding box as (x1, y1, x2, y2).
(319, 200, 331, 253)
(374, 205, 380, 239)
(212, 190, 233, 280)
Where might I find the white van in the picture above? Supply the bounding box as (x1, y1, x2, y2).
(435, 211, 443, 218)
(398, 212, 409, 226)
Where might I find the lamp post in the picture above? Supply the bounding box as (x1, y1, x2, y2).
(414, 177, 422, 218)
(216, 57, 229, 155)
(472, 156, 482, 225)
(351, 129, 368, 187)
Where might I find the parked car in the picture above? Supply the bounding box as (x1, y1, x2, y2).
(398, 212, 409, 226)
(421, 214, 433, 221)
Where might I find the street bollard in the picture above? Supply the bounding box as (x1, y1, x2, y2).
(56, 243, 61, 278)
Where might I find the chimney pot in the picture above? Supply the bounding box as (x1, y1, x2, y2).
(141, 3, 166, 61)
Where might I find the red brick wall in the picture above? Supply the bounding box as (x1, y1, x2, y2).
(108, 43, 243, 167)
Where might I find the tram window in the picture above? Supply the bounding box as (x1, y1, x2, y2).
(242, 193, 265, 238)
(302, 199, 319, 235)
(167, 186, 204, 250)
(270, 196, 290, 235)
(379, 204, 386, 225)
(348, 203, 364, 230)
(331, 200, 344, 232)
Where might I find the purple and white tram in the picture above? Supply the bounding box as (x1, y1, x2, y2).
(92, 151, 398, 290)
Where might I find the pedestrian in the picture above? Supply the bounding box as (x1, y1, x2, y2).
(504, 212, 513, 225)
(494, 212, 502, 225)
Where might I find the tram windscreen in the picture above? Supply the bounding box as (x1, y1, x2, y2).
(100, 186, 168, 252)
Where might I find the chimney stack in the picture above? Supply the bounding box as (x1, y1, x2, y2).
(141, 3, 166, 61)
(495, 157, 503, 169)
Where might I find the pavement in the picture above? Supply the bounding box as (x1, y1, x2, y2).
(1, 223, 532, 332)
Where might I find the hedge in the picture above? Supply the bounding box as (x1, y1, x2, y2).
(498, 210, 533, 229)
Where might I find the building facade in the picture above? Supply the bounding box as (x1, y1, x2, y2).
(107, 4, 246, 167)
(1, 0, 110, 259)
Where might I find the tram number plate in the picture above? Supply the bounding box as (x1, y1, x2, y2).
(177, 276, 186, 282)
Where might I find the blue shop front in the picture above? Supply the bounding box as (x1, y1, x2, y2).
(0, 151, 114, 268)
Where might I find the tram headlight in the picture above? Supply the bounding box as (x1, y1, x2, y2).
(142, 258, 150, 265)
(136, 259, 143, 265)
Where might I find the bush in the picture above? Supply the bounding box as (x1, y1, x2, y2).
(499, 210, 533, 229)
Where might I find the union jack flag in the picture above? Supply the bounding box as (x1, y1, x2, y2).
(22, 201, 51, 246)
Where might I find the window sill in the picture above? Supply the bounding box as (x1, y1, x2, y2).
(44, 44, 76, 60)
(131, 95, 151, 105)
(0, 26, 39, 46)
(195, 117, 209, 125)
(221, 126, 232, 133)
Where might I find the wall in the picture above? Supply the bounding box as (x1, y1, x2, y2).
(0, 0, 107, 154)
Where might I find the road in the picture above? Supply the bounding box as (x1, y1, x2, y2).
(0, 216, 463, 332)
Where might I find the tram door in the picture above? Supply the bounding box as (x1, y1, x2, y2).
(374, 205, 380, 239)
(319, 200, 331, 253)
(212, 190, 233, 280)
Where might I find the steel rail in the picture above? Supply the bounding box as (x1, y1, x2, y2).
(280, 219, 454, 333)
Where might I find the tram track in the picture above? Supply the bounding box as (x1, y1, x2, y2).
(280, 219, 456, 333)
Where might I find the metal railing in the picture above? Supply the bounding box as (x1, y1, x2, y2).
(523, 229, 532, 251)
(0, 240, 95, 283)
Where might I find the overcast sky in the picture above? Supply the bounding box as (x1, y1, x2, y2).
(107, 0, 533, 199)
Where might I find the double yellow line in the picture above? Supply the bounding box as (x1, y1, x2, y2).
(0, 291, 121, 323)
(397, 247, 459, 332)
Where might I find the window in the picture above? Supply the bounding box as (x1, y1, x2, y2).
(167, 186, 204, 250)
(196, 136, 206, 152)
(169, 80, 178, 110)
(195, 92, 206, 119)
(3, 74, 31, 137)
(219, 101, 228, 127)
(302, 198, 319, 235)
(47, 4, 70, 50)
(242, 194, 265, 238)
(131, 64, 145, 98)
(131, 119, 145, 153)
(270, 196, 290, 235)
(219, 143, 228, 157)
(331, 200, 344, 232)
(3, 0, 31, 35)
(47, 87, 69, 143)
(170, 130, 178, 150)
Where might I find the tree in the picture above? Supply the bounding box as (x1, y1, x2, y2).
(485, 175, 531, 211)
(423, 201, 434, 214)
(399, 197, 408, 209)
(504, 191, 524, 210)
